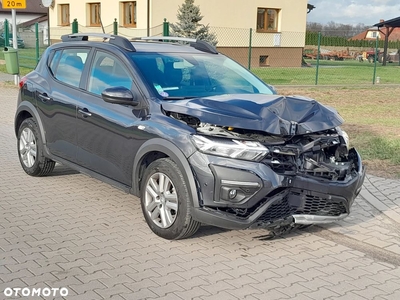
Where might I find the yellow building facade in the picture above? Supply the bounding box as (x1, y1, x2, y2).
(49, 0, 309, 67)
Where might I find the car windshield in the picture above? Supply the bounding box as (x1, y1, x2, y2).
(130, 52, 274, 99)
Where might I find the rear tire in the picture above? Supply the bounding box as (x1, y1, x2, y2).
(17, 118, 55, 176)
(140, 158, 201, 240)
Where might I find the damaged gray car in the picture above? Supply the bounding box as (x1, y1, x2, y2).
(15, 34, 365, 240)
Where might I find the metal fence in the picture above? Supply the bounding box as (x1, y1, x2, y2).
(0, 20, 48, 70)
(0, 19, 163, 72)
(4, 19, 400, 86)
(207, 26, 400, 86)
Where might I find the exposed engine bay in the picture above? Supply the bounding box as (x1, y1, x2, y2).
(169, 112, 358, 182)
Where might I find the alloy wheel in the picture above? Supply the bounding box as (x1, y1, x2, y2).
(144, 172, 178, 228)
(19, 127, 37, 168)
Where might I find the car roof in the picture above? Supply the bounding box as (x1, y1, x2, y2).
(129, 42, 207, 54)
(58, 34, 218, 55)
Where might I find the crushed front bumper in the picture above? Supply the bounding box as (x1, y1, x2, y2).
(189, 149, 366, 230)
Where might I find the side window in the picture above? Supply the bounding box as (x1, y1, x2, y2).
(48, 50, 62, 75)
(51, 48, 90, 88)
(88, 51, 133, 95)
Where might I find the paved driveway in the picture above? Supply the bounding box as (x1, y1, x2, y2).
(1, 86, 400, 300)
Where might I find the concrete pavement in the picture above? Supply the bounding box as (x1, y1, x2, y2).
(1, 86, 400, 300)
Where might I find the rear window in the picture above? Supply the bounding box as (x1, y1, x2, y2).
(49, 48, 90, 88)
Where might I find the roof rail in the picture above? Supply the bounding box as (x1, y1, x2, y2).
(140, 36, 218, 54)
(61, 33, 136, 52)
(141, 36, 196, 43)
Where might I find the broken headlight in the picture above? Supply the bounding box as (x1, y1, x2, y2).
(191, 135, 269, 161)
(336, 127, 349, 149)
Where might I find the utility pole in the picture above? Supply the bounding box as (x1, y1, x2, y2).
(12, 9, 19, 85)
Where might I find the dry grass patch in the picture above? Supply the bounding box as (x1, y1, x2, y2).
(278, 86, 400, 179)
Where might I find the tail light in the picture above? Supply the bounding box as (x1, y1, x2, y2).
(19, 76, 27, 89)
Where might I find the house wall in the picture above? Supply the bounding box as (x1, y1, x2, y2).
(49, 0, 308, 67)
(218, 47, 303, 68)
(49, 1, 149, 29)
(0, 13, 43, 26)
(366, 30, 381, 39)
(19, 31, 45, 48)
(152, 0, 307, 34)
(49, 0, 307, 41)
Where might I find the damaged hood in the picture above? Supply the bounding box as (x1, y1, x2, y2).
(162, 94, 344, 135)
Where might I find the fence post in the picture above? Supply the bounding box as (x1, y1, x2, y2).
(72, 19, 78, 34)
(163, 18, 169, 36)
(373, 36, 379, 84)
(35, 23, 40, 64)
(4, 19, 9, 47)
(248, 28, 252, 70)
(315, 32, 321, 85)
(113, 18, 118, 35)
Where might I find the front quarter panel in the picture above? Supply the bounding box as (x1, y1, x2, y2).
(132, 137, 199, 206)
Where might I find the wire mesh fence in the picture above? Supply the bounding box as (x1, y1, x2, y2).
(4, 20, 400, 86)
(0, 20, 49, 71)
(209, 26, 400, 86)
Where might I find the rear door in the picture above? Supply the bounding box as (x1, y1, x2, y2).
(36, 47, 91, 162)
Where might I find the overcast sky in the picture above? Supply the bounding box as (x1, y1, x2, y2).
(307, 0, 400, 25)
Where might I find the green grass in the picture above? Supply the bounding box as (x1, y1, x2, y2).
(252, 59, 400, 85)
(0, 47, 48, 75)
(278, 86, 400, 178)
(351, 133, 400, 164)
(0, 64, 32, 76)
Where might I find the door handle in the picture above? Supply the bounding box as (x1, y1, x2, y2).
(78, 108, 92, 118)
(38, 93, 52, 102)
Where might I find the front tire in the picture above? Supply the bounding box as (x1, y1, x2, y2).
(17, 118, 55, 176)
(140, 158, 201, 240)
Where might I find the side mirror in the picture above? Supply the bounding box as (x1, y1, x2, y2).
(101, 87, 139, 106)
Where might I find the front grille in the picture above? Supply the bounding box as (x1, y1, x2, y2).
(262, 156, 296, 175)
(255, 190, 347, 224)
(295, 194, 347, 216)
(257, 196, 295, 223)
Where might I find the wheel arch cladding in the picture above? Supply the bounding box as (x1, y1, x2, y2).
(17, 118, 56, 176)
(15, 102, 46, 144)
(132, 138, 200, 208)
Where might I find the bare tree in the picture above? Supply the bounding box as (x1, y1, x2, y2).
(307, 21, 369, 38)
(307, 22, 323, 32)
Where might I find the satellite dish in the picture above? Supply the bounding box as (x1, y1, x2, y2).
(41, 0, 54, 8)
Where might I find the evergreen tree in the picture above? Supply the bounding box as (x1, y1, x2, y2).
(170, 0, 217, 46)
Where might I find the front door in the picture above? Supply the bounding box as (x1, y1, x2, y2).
(75, 50, 145, 185)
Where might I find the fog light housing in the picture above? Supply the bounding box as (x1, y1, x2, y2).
(219, 181, 261, 203)
(228, 189, 237, 199)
